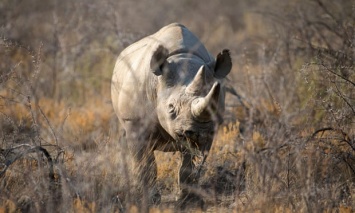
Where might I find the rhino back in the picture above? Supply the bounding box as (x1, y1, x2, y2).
(153, 23, 214, 63)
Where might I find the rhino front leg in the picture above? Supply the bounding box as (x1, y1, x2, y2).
(133, 147, 160, 206)
(123, 122, 161, 208)
(178, 152, 204, 209)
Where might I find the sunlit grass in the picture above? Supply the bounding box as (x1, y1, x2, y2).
(0, 0, 354, 211)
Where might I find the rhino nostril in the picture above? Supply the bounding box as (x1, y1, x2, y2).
(176, 130, 198, 141)
(184, 130, 199, 141)
(175, 132, 184, 140)
(184, 130, 194, 137)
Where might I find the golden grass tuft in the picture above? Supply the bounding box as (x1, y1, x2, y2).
(0, 199, 16, 213)
(73, 198, 96, 213)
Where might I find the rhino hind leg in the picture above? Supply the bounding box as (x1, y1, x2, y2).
(177, 153, 205, 210)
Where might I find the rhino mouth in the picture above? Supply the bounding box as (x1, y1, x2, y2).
(179, 138, 201, 156)
(175, 132, 201, 156)
(176, 135, 209, 180)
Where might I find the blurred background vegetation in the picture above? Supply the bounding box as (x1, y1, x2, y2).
(0, 0, 354, 212)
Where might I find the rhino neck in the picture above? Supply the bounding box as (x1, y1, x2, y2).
(154, 124, 180, 152)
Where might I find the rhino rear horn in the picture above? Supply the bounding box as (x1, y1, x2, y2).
(150, 44, 169, 76)
(186, 65, 206, 94)
(191, 82, 221, 122)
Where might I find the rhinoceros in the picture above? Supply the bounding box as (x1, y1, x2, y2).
(111, 23, 232, 208)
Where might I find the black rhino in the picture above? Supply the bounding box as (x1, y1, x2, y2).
(111, 23, 232, 208)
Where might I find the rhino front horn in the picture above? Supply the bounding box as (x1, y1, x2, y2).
(191, 82, 221, 122)
(186, 65, 206, 94)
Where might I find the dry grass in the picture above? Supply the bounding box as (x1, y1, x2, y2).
(0, 97, 354, 212)
(1, 0, 354, 212)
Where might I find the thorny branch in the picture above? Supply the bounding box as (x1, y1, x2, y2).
(0, 144, 55, 178)
(309, 127, 355, 151)
(0, 144, 62, 208)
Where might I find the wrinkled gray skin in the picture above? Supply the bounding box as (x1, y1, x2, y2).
(111, 23, 232, 208)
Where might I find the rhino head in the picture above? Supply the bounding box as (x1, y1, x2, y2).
(150, 45, 232, 153)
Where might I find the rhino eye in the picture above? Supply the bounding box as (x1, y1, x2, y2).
(168, 103, 177, 119)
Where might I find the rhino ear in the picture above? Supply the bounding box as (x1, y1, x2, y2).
(214, 49, 232, 79)
(150, 44, 169, 76)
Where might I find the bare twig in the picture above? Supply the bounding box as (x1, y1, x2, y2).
(332, 81, 355, 115)
(342, 157, 355, 176)
(309, 127, 355, 151)
(0, 145, 53, 178)
(0, 111, 19, 134)
(26, 96, 40, 145)
(313, 0, 343, 30)
(38, 105, 60, 147)
(0, 144, 62, 207)
(60, 107, 71, 132)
